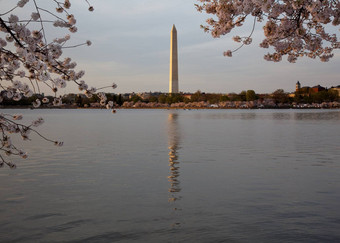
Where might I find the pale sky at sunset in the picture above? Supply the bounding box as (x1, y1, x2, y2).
(2, 0, 340, 94)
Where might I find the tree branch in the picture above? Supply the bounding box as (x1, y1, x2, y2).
(0, 17, 24, 48)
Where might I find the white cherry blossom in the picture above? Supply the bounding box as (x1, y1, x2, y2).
(196, 0, 340, 62)
(1, 0, 116, 168)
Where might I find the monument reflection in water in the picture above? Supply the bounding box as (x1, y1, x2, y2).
(167, 112, 181, 205)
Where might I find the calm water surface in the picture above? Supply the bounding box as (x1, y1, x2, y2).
(0, 109, 339, 242)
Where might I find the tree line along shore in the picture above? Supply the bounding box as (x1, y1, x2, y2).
(1, 89, 339, 109)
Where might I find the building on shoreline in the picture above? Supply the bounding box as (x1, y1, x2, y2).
(296, 81, 301, 91)
(329, 85, 340, 95)
(295, 81, 327, 94)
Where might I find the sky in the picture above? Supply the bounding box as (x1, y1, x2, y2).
(2, 0, 340, 94)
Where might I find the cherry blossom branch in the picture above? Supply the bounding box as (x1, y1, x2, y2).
(1, 0, 116, 168)
(196, 0, 340, 62)
(33, 0, 47, 44)
(0, 6, 18, 16)
(0, 113, 63, 169)
(62, 41, 92, 49)
(37, 7, 68, 23)
(226, 16, 257, 57)
(0, 17, 24, 48)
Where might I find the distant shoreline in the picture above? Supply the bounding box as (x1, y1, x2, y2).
(1, 106, 339, 110)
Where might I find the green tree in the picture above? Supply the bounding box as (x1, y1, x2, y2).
(170, 94, 184, 103)
(272, 89, 289, 104)
(191, 90, 206, 102)
(106, 93, 116, 103)
(206, 94, 220, 104)
(220, 95, 230, 102)
(131, 95, 142, 104)
(239, 91, 247, 101)
(229, 93, 240, 101)
(328, 90, 339, 102)
(246, 90, 257, 101)
(89, 94, 100, 103)
(75, 95, 83, 107)
(311, 91, 327, 103)
(166, 95, 173, 104)
(117, 94, 123, 106)
(158, 94, 167, 104)
(183, 97, 191, 103)
(149, 96, 158, 103)
(310, 90, 339, 103)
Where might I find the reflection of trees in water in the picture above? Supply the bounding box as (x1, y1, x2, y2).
(294, 111, 340, 121)
(272, 112, 292, 120)
(167, 113, 181, 203)
(272, 111, 340, 121)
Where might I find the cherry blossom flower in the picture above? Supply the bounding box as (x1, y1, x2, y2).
(106, 101, 114, 109)
(12, 80, 22, 89)
(32, 117, 44, 127)
(0, 0, 117, 168)
(67, 14, 76, 25)
(31, 12, 40, 21)
(196, 0, 340, 62)
(223, 50, 232, 57)
(64, 0, 71, 9)
(54, 141, 64, 146)
(12, 115, 23, 120)
(56, 7, 63, 13)
(17, 0, 29, 8)
(6, 90, 14, 99)
(13, 93, 22, 101)
(19, 151, 28, 159)
(78, 80, 88, 91)
(53, 97, 62, 106)
(32, 99, 41, 108)
(69, 26, 77, 33)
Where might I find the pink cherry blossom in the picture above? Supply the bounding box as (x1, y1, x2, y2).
(196, 0, 340, 62)
(0, 1, 117, 168)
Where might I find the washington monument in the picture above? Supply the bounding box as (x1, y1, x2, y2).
(169, 25, 179, 93)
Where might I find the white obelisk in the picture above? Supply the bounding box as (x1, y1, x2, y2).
(169, 25, 179, 94)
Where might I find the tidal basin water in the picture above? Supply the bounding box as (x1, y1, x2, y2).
(0, 109, 339, 242)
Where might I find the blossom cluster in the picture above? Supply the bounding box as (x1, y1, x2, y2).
(0, 0, 99, 107)
(0, 113, 63, 168)
(196, 0, 340, 62)
(0, 1, 115, 168)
